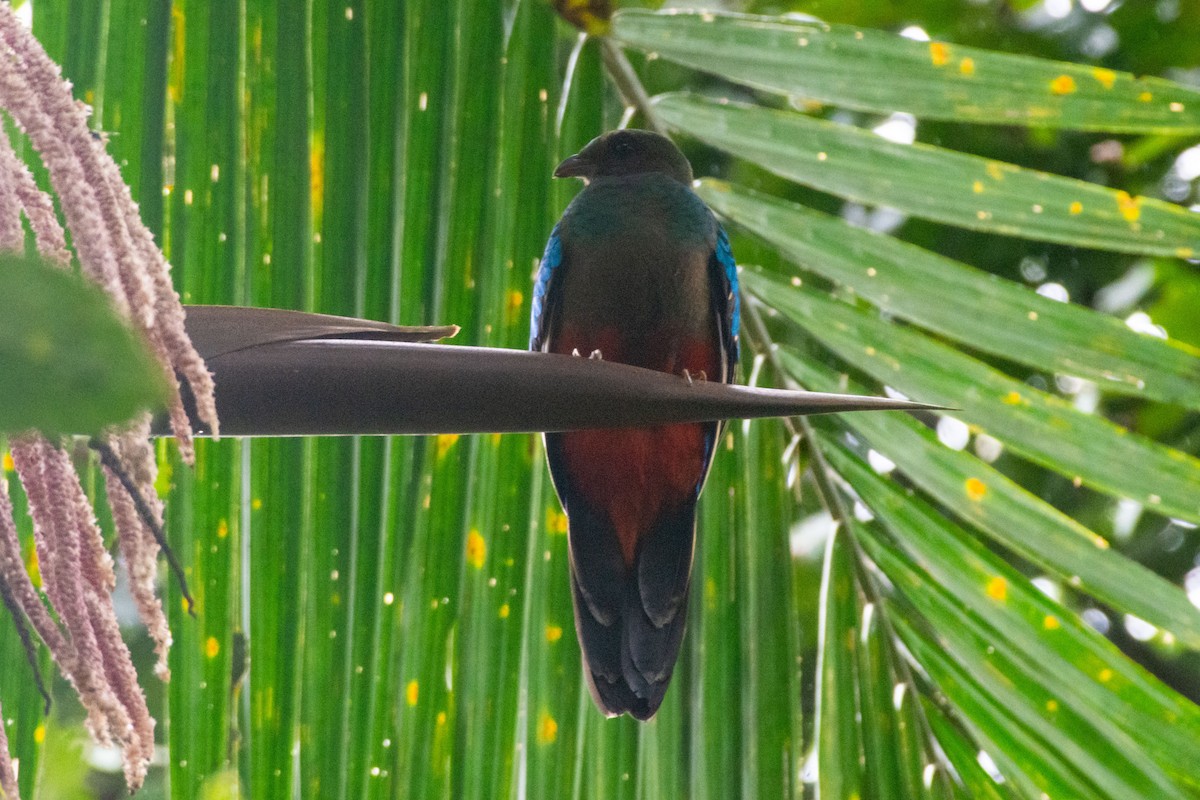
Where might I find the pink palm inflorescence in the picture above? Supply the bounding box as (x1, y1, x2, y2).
(0, 4, 219, 793)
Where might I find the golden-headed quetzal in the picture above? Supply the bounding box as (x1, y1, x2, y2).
(530, 129, 739, 720)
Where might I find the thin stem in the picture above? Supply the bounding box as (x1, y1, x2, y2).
(89, 438, 195, 616)
(741, 294, 958, 794)
(597, 37, 668, 135)
(0, 574, 50, 713)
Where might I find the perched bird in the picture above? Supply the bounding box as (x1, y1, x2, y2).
(530, 129, 739, 719)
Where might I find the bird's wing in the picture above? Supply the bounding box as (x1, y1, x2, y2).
(529, 224, 563, 352)
(710, 222, 740, 376)
(690, 222, 741, 498)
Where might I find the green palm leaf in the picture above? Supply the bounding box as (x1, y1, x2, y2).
(4, 3, 1198, 799)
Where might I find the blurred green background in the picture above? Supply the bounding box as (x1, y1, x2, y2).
(2, 0, 1199, 797)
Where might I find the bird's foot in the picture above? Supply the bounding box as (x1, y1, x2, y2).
(681, 369, 708, 386)
(588, 349, 604, 361)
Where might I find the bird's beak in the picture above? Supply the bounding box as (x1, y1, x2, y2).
(554, 153, 593, 179)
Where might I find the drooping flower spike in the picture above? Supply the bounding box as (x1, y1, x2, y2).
(0, 4, 219, 792)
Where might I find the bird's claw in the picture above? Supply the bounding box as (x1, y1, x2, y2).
(588, 349, 604, 361)
(681, 369, 707, 386)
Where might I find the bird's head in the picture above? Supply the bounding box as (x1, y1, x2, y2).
(554, 129, 694, 186)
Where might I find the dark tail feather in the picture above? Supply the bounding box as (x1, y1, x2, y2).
(568, 501, 697, 721)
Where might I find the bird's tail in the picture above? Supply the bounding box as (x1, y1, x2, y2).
(567, 499, 696, 721)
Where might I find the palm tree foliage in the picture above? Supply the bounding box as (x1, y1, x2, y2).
(3, 1, 1199, 797)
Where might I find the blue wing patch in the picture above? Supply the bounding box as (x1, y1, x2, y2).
(530, 224, 563, 351)
(695, 223, 740, 496)
(712, 223, 740, 367)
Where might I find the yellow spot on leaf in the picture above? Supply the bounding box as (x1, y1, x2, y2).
(169, 7, 187, 103)
(436, 434, 459, 458)
(1115, 190, 1141, 222)
(985, 576, 1007, 601)
(1098, 668, 1113, 683)
(1043, 615, 1061, 630)
(545, 624, 563, 643)
(1068, 201, 1083, 215)
(972, 180, 984, 194)
(437, 711, 447, 725)
(205, 636, 220, 659)
(1049, 75, 1077, 95)
(25, 548, 40, 589)
(217, 518, 228, 539)
(466, 529, 486, 569)
(311, 134, 325, 218)
(547, 508, 568, 535)
(1, 452, 11, 472)
(1137, 91, 1153, 103)
(505, 289, 525, 324)
(959, 57, 975, 76)
(1175, 247, 1194, 259)
(929, 42, 950, 67)
(406, 680, 419, 706)
(1002, 390, 1023, 405)
(966, 478, 988, 502)
(537, 711, 558, 744)
(1046, 699, 1059, 712)
(1091, 68, 1116, 89)
(985, 161, 1005, 181)
(251, 497, 263, 511)
(33, 723, 45, 744)
(498, 603, 510, 619)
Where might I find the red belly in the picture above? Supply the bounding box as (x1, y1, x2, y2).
(558, 424, 708, 564)
(552, 324, 720, 565)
